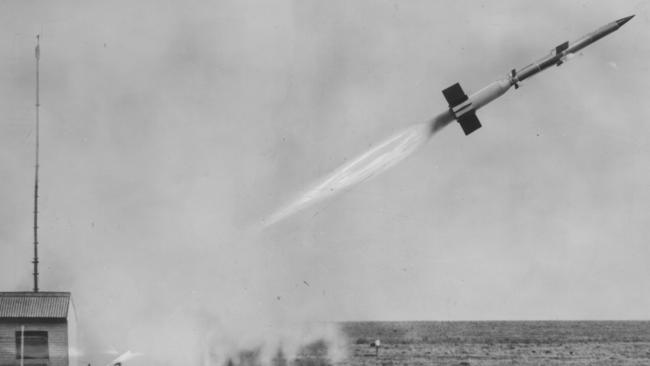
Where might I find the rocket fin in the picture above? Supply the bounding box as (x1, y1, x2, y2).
(442, 83, 468, 107)
(457, 111, 482, 135)
(442, 82, 482, 135)
(555, 41, 569, 54)
(555, 41, 569, 66)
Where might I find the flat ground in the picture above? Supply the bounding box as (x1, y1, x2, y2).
(334, 321, 650, 366)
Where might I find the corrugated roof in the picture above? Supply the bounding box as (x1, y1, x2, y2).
(0, 292, 70, 319)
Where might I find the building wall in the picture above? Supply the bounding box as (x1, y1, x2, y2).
(0, 320, 68, 366)
(66, 305, 78, 366)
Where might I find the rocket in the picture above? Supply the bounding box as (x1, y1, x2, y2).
(437, 15, 634, 136)
(263, 15, 635, 226)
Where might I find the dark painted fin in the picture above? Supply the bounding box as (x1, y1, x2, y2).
(457, 111, 482, 135)
(511, 69, 519, 89)
(442, 82, 468, 107)
(555, 41, 569, 66)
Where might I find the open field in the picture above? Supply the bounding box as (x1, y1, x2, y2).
(332, 321, 650, 366)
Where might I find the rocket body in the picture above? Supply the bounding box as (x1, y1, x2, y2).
(441, 16, 633, 136)
(468, 78, 512, 111)
(512, 15, 633, 86)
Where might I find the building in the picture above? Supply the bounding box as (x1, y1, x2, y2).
(0, 292, 77, 366)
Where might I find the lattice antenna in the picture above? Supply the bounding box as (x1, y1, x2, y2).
(32, 34, 41, 292)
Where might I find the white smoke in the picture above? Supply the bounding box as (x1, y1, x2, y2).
(107, 350, 143, 366)
(201, 320, 346, 366)
(93, 306, 347, 366)
(264, 121, 440, 227)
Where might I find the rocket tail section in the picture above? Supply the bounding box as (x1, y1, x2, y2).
(441, 78, 511, 136)
(442, 83, 481, 135)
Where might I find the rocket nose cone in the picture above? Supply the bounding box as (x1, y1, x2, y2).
(616, 15, 635, 27)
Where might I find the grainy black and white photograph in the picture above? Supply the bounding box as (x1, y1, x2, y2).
(1, 1, 649, 365)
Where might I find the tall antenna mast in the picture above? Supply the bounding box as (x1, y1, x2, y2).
(32, 34, 40, 293)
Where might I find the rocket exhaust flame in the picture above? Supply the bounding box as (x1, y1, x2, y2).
(264, 113, 453, 227)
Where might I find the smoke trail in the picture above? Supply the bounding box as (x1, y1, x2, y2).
(264, 114, 452, 226)
(107, 350, 143, 366)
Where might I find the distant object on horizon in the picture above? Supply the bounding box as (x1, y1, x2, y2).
(370, 339, 381, 356)
(442, 15, 634, 136)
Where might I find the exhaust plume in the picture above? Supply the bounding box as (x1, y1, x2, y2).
(264, 114, 452, 227)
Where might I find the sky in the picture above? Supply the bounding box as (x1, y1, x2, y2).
(1, 0, 649, 363)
